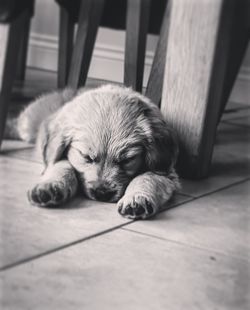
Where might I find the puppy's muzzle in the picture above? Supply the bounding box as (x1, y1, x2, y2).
(90, 185, 117, 202)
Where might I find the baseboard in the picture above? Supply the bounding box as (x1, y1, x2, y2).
(27, 32, 154, 87)
(27, 32, 250, 104)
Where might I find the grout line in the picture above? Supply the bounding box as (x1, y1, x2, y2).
(225, 101, 250, 109)
(224, 115, 250, 122)
(224, 106, 250, 113)
(176, 192, 194, 198)
(0, 156, 249, 271)
(0, 221, 133, 272)
(159, 196, 195, 213)
(0, 151, 42, 165)
(120, 228, 249, 263)
(177, 191, 195, 198)
(26, 66, 118, 85)
(0, 196, 191, 272)
(1, 175, 249, 271)
(25, 65, 57, 75)
(180, 177, 250, 200)
(120, 178, 250, 261)
(222, 120, 250, 129)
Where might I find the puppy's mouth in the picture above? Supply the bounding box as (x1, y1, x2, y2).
(84, 186, 125, 203)
(90, 188, 118, 202)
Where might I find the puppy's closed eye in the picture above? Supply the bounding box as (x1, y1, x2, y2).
(119, 154, 142, 175)
(71, 145, 98, 164)
(83, 154, 98, 164)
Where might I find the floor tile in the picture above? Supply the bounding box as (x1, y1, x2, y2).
(180, 151, 250, 197)
(125, 181, 250, 260)
(181, 122, 250, 197)
(1, 140, 40, 163)
(0, 155, 187, 270)
(12, 68, 110, 105)
(1, 229, 248, 310)
(224, 100, 249, 111)
(225, 116, 250, 128)
(221, 103, 250, 122)
(160, 193, 193, 209)
(215, 122, 250, 158)
(229, 78, 250, 105)
(1, 140, 33, 153)
(222, 109, 250, 124)
(0, 156, 130, 269)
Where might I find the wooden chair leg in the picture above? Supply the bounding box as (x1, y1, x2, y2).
(16, 16, 31, 81)
(218, 0, 249, 119)
(57, 6, 75, 88)
(146, 0, 171, 106)
(16, 0, 34, 82)
(0, 11, 30, 148)
(124, 0, 151, 92)
(67, 0, 105, 89)
(160, 0, 236, 179)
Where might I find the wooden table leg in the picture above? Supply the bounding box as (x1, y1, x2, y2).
(57, 6, 75, 88)
(16, 17, 31, 81)
(16, 0, 34, 82)
(0, 11, 29, 148)
(160, 0, 236, 179)
(219, 0, 249, 120)
(67, 0, 105, 89)
(146, 0, 171, 106)
(124, 0, 151, 92)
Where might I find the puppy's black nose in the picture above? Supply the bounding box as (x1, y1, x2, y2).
(91, 187, 116, 202)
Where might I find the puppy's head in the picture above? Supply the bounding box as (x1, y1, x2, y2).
(40, 86, 178, 202)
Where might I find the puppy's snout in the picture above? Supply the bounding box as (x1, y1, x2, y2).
(91, 186, 116, 202)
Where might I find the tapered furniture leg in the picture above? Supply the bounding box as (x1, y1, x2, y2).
(67, 0, 105, 89)
(124, 0, 151, 92)
(57, 6, 75, 88)
(219, 0, 249, 119)
(0, 11, 30, 148)
(16, 17, 31, 81)
(146, 0, 171, 106)
(160, 0, 237, 179)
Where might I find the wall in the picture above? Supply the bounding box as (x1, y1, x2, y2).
(27, 0, 158, 85)
(27, 0, 250, 102)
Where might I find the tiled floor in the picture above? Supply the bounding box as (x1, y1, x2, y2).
(0, 69, 249, 309)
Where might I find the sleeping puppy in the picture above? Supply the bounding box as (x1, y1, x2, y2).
(17, 84, 180, 219)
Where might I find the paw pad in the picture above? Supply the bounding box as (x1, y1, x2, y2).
(117, 196, 156, 219)
(28, 182, 67, 207)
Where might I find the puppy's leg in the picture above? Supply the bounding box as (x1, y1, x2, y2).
(29, 160, 78, 207)
(118, 170, 180, 219)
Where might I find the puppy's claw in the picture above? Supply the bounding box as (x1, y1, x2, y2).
(117, 195, 157, 220)
(134, 204, 145, 216)
(145, 200, 154, 215)
(125, 205, 134, 216)
(38, 189, 51, 203)
(49, 183, 64, 201)
(118, 204, 123, 213)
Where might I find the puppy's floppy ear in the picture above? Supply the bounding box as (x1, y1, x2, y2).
(144, 112, 179, 175)
(38, 114, 70, 166)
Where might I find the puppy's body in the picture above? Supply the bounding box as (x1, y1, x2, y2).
(18, 84, 180, 219)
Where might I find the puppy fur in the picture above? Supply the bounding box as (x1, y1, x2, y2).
(18, 84, 180, 219)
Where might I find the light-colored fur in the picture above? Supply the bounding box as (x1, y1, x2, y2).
(18, 84, 180, 219)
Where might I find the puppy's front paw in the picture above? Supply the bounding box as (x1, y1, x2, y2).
(28, 181, 72, 207)
(117, 195, 157, 219)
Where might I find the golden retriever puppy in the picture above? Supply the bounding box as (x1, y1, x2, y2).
(17, 84, 180, 219)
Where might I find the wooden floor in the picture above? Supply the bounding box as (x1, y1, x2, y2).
(0, 69, 250, 309)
